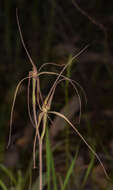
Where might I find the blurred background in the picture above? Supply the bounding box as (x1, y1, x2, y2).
(0, 0, 113, 189)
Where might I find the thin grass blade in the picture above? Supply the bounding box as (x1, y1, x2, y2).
(0, 164, 17, 185)
(62, 148, 79, 190)
(16, 170, 24, 190)
(0, 180, 8, 190)
(46, 127, 51, 190)
(81, 153, 95, 189)
(46, 127, 58, 190)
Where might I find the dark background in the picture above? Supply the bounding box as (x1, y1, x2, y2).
(1, 1, 113, 189)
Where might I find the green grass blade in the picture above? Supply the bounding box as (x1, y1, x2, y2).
(46, 127, 51, 190)
(51, 149, 57, 190)
(46, 127, 58, 190)
(62, 147, 79, 190)
(0, 164, 16, 185)
(0, 180, 8, 190)
(81, 153, 95, 189)
(16, 170, 24, 190)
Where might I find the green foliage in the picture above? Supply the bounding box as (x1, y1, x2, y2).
(62, 148, 79, 190)
(0, 164, 17, 186)
(81, 153, 95, 189)
(0, 180, 8, 190)
(46, 127, 57, 190)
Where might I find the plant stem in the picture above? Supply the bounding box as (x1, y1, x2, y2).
(39, 140, 43, 190)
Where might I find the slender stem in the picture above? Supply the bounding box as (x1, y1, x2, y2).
(28, 76, 35, 127)
(32, 78, 40, 167)
(7, 76, 30, 148)
(39, 140, 43, 190)
(16, 9, 37, 70)
(49, 111, 109, 180)
(32, 77, 44, 190)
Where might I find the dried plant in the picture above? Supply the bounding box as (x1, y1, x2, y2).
(7, 9, 109, 190)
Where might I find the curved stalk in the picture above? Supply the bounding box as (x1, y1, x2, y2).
(48, 111, 109, 180)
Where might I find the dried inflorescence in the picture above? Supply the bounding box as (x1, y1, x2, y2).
(7, 9, 109, 190)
